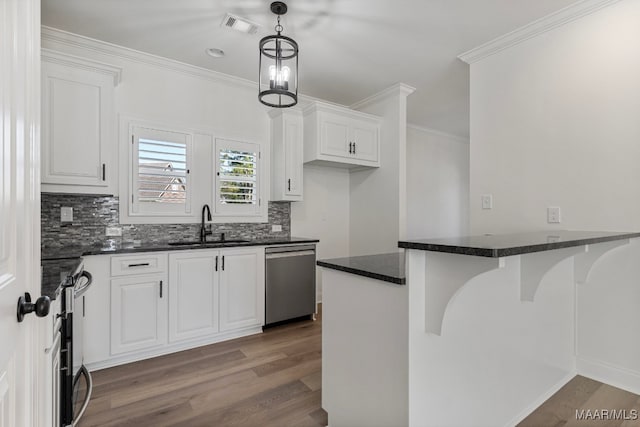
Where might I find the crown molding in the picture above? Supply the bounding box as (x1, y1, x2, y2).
(41, 48, 123, 86)
(41, 26, 346, 107)
(350, 82, 416, 110)
(458, 0, 622, 64)
(407, 123, 469, 144)
(41, 26, 260, 90)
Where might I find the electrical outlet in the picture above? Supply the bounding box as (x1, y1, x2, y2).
(271, 224, 282, 232)
(481, 194, 493, 210)
(60, 207, 73, 222)
(106, 227, 122, 237)
(547, 207, 561, 224)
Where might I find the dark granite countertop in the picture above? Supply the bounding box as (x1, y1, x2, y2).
(42, 236, 319, 260)
(398, 230, 640, 258)
(317, 253, 405, 285)
(41, 236, 318, 299)
(41, 257, 82, 300)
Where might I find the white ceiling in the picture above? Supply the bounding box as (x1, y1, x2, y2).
(41, 0, 579, 138)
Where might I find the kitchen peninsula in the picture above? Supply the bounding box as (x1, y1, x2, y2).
(319, 230, 640, 427)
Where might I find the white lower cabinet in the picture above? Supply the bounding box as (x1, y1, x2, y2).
(110, 274, 168, 355)
(219, 248, 264, 332)
(83, 247, 265, 369)
(168, 251, 219, 342)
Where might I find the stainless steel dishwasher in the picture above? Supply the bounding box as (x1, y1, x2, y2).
(265, 244, 316, 326)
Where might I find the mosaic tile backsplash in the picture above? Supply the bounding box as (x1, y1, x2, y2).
(41, 193, 291, 250)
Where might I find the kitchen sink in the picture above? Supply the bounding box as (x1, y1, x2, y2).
(168, 239, 249, 246)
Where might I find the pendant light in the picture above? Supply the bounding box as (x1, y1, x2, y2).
(259, 2, 298, 108)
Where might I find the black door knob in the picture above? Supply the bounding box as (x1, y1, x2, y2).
(17, 292, 51, 322)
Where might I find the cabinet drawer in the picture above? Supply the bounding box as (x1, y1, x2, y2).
(111, 253, 167, 277)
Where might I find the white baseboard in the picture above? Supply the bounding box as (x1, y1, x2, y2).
(504, 370, 577, 427)
(86, 326, 263, 371)
(577, 356, 640, 395)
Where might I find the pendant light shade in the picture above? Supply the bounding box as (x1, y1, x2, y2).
(259, 2, 298, 108)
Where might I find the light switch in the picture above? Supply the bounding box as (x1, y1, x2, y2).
(60, 207, 73, 222)
(481, 194, 493, 210)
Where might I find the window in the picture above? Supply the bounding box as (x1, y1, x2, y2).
(214, 138, 261, 216)
(130, 126, 192, 216)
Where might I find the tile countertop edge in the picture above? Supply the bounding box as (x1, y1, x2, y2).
(398, 231, 640, 258)
(317, 253, 406, 285)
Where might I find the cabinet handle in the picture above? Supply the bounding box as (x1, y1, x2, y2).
(215, 255, 218, 272)
(348, 142, 353, 154)
(102, 164, 106, 181)
(159, 280, 163, 298)
(128, 263, 150, 267)
(222, 255, 225, 271)
(288, 179, 291, 192)
(353, 142, 356, 155)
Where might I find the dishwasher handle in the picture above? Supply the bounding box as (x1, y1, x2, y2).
(266, 250, 315, 259)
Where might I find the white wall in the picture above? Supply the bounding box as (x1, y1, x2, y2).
(291, 165, 350, 301)
(469, 0, 640, 234)
(350, 89, 411, 256)
(406, 126, 469, 239)
(468, 0, 640, 394)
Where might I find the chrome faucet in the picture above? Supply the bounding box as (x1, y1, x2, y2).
(200, 204, 212, 243)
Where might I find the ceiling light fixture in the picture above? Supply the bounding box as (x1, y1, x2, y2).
(258, 1, 298, 108)
(205, 48, 225, 58)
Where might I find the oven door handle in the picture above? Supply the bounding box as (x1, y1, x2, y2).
(72, 365, 93, 426)
(74, 270, 93, 298)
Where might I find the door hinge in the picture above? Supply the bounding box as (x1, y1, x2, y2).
(131, 194, 134, 203)
(131, 135, 134, 144)
(259, 198, 262, 206)
(259, 152, 261, 159)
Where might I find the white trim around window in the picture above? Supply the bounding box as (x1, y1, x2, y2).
(119, 116, 269, 225)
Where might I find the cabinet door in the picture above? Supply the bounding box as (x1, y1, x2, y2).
(284, 115, 303, 197)
(219, 248, 265, 331)
(319, 112, 351, 159)
(111, 274, 167, 355)
(168, 251, 219, 342)
(41, 61, 113, 187)
(351, 120, 379, 163)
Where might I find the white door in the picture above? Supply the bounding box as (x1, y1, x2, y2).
(351, 121, 379, 163)
(219, 248, 265, 332)
(283, 116, 303, 197)
(0, 0, 41, 425)
(110, 275, 168, 354)
(319, 112, 351, 159)
(168, 251, 219, 342)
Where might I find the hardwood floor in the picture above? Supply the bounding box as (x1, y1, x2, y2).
(79, 314, 325, 427)
(79, 307, 639, 427)
(519, 376, 640, 427)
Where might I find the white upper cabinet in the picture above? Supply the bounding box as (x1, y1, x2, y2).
(41, 49, 121, 194)
(303, 102, 381, 168)
(269, 109, 303, 201)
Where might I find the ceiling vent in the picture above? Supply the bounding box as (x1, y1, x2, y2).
(221, 13, 260, 34)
